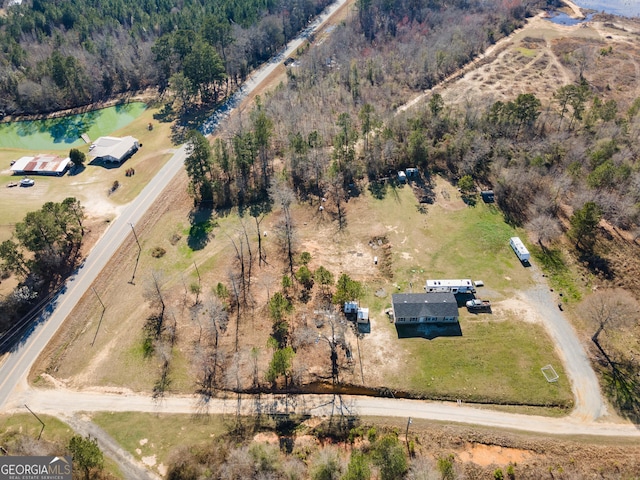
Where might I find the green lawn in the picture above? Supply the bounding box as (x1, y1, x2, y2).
(388, 317, 571, 406)
(359, 181, 573, 407)
(0, 103, 147, 150)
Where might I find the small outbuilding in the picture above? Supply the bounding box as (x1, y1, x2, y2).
(357, 307, 369, 324)
(89, 136, 139, 163)
(10, 154, 71, 176)
(406, 167, 419, 177)
(481, 190, 495, 203)
(344, 301, 358, 314)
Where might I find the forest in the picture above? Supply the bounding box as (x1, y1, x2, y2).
(0, 0, 331, 115)
(188, 0, 640, 258)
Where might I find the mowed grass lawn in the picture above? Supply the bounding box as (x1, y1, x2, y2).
(359, 180, 572, 407)
(387, 318, 571, 406)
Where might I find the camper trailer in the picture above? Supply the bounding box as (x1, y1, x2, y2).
(425, 279, 475, 294)
(509, 237, 530, 262)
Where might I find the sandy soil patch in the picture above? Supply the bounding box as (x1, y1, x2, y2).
(253, 432, 279, 444)
(492, 295, 542, 324)
(457, 442, 533, 466)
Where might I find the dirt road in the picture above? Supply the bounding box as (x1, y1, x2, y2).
(9, 388, 640, 438)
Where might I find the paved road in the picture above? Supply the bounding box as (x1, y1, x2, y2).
(0, 144, 189, 411)
(0, 0, 348, 414)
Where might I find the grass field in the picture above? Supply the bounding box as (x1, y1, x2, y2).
(383, 317, 571, 405)
(0, 413, 73, 446)
(34, 175, 573, 410)
(0, 103, 147, 151)
(92, 412, 230, 475)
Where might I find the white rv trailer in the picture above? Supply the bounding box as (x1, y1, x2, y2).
(510, 236, 530, 262)
(425, 279, 475, 294)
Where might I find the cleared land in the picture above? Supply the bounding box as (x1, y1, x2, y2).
(32, 175, 572, 408)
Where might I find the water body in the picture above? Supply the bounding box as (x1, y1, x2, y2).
(0, 102, 146, 151)
(572, 0, 640, 18)
(547, 11, 594, 25)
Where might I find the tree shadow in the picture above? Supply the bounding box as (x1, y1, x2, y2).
(601, 359, 640, 424)
(462, 194, 477, 206)
(395, 322, 462, 340)
(45, 111, 99, 144)
(368, 181, 387, 200)
(187, 206, 217, 251)
(580, 253, 614, 280)
(67, 164, 86, 176)
(153, 103, 176, 123)
(347, 182, 362, 199)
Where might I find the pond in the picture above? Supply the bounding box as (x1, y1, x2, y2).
(572, 0, 640, 18)
(0, 102, 147, 151)
(546, 11, 594, 25)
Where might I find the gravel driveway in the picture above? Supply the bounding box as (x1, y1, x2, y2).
(522, 265, 606, 421)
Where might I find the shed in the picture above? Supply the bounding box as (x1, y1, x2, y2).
(10, 154, 71, 176)
(344, 301, 358, 314)
(406, 167, 419, 177)
(481, 190, 495, 203)
(357, 307, 369, 324)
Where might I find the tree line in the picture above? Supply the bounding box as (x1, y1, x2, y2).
(0, 0, 331, 115)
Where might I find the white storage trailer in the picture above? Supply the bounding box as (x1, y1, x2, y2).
(510, 237, 530, 262)
(425, 279, 475, 294)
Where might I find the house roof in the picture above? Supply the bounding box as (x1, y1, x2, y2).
(10, 154, 71, 174)
(89, 136, 138, 160)
(392, 293, 458, 318)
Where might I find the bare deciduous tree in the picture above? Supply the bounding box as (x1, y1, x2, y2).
(270, 178, 298, 275)
(583, 289, 638, 372)
(526, 214, 562, 250)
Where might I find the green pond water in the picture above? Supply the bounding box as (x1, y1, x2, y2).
(0, 102, 147, 151)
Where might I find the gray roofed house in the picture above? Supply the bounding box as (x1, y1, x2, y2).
(391, 292, 458, 324)
(89, 136, 139, 163)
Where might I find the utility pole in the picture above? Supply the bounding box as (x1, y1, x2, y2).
(405, 417, 412, 456)
(90, 287, 106, 347)
(129, 223, 142, 284)
(25, 404, 45, 440)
